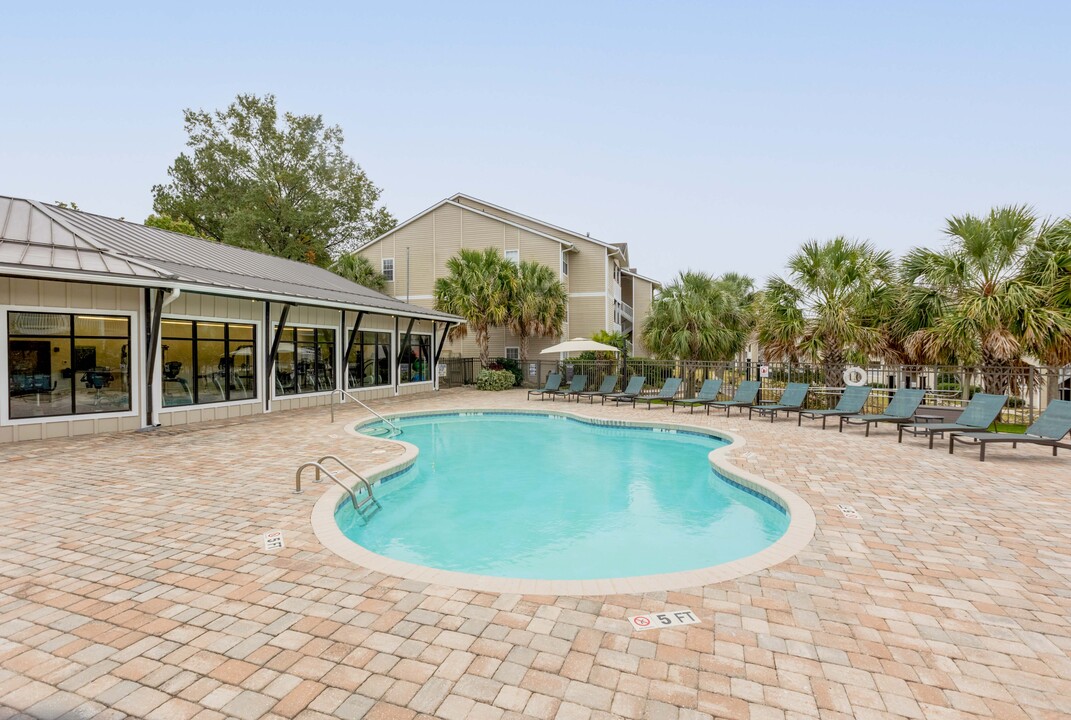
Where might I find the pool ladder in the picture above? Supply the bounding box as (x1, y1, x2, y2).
(295, 455, 381, 517)
(330, 389, 402, 438)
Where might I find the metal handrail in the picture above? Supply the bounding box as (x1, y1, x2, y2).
(330, 389, 401, 435)
(294, 460, 377, 513)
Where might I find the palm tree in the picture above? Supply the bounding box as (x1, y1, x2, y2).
(332, 252, 387, 292)
(897, 206, 1071, 372)
(755, 237, 895, 379)
(434, 248, 518, 368)
(508, 260, 568, 365)
(641, 271, 754, 361)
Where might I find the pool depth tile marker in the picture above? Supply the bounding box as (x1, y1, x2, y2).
(836, 504, 861, 519)
(262, 530, 285, 550)
(629, 609, 701, 631)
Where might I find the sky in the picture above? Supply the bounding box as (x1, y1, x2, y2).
(2, 1, 1069, 286)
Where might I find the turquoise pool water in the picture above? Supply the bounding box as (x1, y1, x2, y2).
(337, 412, 789, 580)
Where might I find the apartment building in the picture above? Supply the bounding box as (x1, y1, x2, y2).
(356, 193, 661, 360)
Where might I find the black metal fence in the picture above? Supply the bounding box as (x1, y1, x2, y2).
(439, 357, 1071, 425)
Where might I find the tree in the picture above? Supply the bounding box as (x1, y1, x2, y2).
(897, 206, 1071, 367)
(332, 252, 388, 293)
(641, 271, 754, 362)
(152, 93, 396, 266)
(755, 237, 895, 376)
(507, 260, 568, 365)
(145, 213, 207, 239)
(434, 249, 518, 368)
(1023, 219, 1071, 365)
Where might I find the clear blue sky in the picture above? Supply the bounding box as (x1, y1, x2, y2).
(2, 1, 1068, 285)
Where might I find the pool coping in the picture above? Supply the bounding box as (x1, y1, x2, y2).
(310, 407, 817, 596)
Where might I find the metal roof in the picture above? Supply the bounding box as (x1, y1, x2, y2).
(0, 195, 460, 322)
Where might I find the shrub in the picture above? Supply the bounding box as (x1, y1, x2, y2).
(494, 357, 523, 387)
(475, 369, 516, 391)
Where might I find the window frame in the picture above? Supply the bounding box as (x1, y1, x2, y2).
(398, 331, 433, 385)
(270, 322, 339, 399)
(504, 346, 520, 361)
(158, 316, 260, 410)
(504, 249, 520, 265)
(345, 329, 394, 391)
(2, 305, 139, 425)
(381, 258, 395, 282)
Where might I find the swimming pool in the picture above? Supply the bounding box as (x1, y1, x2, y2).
(334, 412, 790, 582)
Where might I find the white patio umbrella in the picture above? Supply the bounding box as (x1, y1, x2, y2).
(540, 337, 621, 355)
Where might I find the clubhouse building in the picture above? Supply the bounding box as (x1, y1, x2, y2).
(0, 196, 460, 444)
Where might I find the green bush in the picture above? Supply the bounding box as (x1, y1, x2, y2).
(493, 357, 523, 386)
(1007, 395, 1025, 408)
(475, 369, 516, 391)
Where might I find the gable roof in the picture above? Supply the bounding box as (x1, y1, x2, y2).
(450, 193, 626, 258)
(621, 268, 662, 287)
(0, 195, 460, 323)
(359, 197, 578, 253)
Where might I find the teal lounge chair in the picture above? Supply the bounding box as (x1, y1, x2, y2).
(949, 399, 1071, 461)
(898, 393, 1007, 449)
(707, 380, 761, 416)
(748, 383, 810, 422)
(634, 377, 683, 409)
(575, 375, 618, 404)
(527, 372, 562, 400)
(551, 374, 588, 402)
(839, 388, 926, 436)
(603, 375, 646, 405)
(796, 386, 872, 428)
(671, 378, 723, 413)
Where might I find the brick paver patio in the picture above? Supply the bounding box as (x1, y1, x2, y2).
(0, 387, 1068, 719)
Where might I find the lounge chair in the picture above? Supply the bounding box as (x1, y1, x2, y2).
(706, 381, 761, 416)
(671, 378, 723, 413)
(838, 388, 926, 436)
(949, 399, 1071, 461)
(633, 377, 683, 409)
(575, 375, 618, 404)
(748, 382, 811, 422)
(550, 374, 588, 402)
(527, 372, 562, 400)
(603, 375, 646, 405)
(898, 393, 1007, 449)
(796, 385, 872, 428)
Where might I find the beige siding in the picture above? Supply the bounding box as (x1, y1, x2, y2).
(566, 296, 607, 342)
(630, 278, 656, 357)
(454, 196, 578, 246)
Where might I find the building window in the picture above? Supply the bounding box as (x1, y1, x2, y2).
(7, 311, 131, 419)
(275, 327, 335, 395)
(382, 258, 394, 282)
(562, 257, 569, 276)
(346, 331, 392, 389)
(504, 249, 520, 265)
(161, 320, 257, 407)
(505, 347, 520, 361)
(399, 333, 432, 383)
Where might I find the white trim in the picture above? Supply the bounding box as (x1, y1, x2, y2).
(156, 312, 263, 414)
(621, 268, 662, 287)
(0, 266, 460, 324)
(344, 325, 393, 393)
(398, 331, 434, 386)
(401, 294, 434, 301)
(381, 257, 395, 282)
(504, 346, 520, 361)
(2, 304, 140, 426)
(269, 320, 341, 401)
(450, 193, 622, 253)
(360, 198, 576, 252)
(568, 292, 609, 298)
(504, 249, 520, 265)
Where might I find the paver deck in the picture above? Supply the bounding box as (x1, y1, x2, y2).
(0, 387, 1068, 720)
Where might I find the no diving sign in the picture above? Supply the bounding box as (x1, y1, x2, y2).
(628, 609, 701, 631)
(262, 530, 285, 551)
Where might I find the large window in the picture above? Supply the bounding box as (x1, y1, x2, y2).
(399, 333, 432, 384)
(7, 311, 131, 419)
(275, 326, 335, 395)
(161, 320, 257, 407)
(346, 331, 391, 389)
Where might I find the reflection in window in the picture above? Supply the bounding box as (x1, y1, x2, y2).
(399, 333, 432, 384)
(275, 327, 335, 396)
(160, 320, 257, 407)
(346, 331, 391, 388)
(7, 311, 131, 418)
